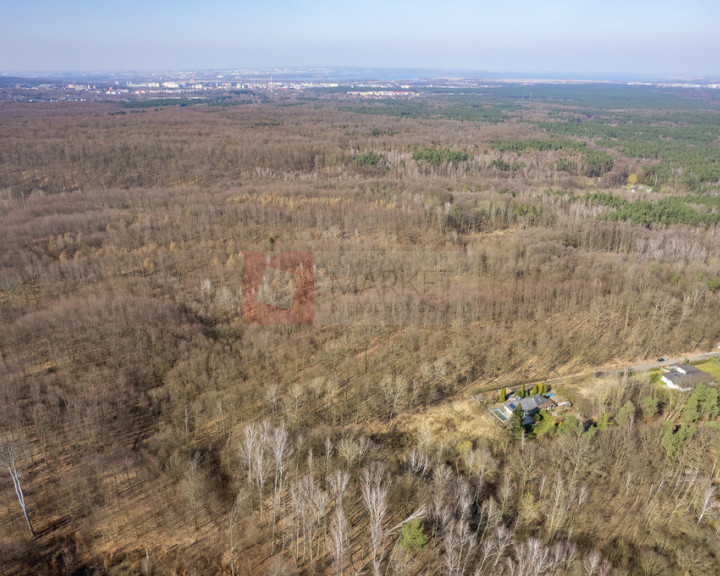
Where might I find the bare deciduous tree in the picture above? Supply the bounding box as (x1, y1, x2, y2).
(442, 519, 477, 576)
(228, 489, 251, 576)
(251, 422, 272, 517)
(550, 540, 578, 572)
(266, 383, 281, 414)
(582, 550, 611, 576)
(379, 375, 406, 420)
(361, 462, 390, 576)
(547, 472, 569, 539)
(328, 469, 350, 504)
(0, 435, 34, 537)
(696, 478, 717, 524)
(310, 482, 330, 563)
(489, 525, 514, 572)
(360, 464, 425, 576)
(462, 447, 497, 484)
(337, 435, 371, 470)
(268, 421, 292, 546)
(405, 446, 430, 477)
(183, 454, 203, 532)
(512, 538, 551, 576)
(475, 537, 497, 576)
(324, 436, 333, 474)
(327, 503, 349, 576)
(239, 422, 260, 486)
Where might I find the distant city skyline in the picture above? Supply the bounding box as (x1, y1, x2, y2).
(2, 0, 719, 78)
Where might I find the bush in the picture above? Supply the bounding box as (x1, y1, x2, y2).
(412, 147, 470, 166)
(354, 152, 383, 166)
(490, 159, 522, 172)
(556, 157, 574, 172)
(706, 278, 720, 293)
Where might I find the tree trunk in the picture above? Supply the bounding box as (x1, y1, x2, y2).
(9, 465, 34, 537)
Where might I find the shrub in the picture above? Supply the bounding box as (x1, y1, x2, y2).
(354, 152, 383, 166)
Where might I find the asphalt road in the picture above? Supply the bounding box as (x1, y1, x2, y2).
(476, 349, 720, 400)
(629, 350, 720, 373)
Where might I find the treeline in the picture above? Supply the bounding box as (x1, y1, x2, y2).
(538, 116, 720, 188)
(490, 138, 614, 177)
(121, 98, 208, 108)
(588, 192, 720, 227)
(412, 147, 470, 166)
(349, 96, 511, 123)
(491, 139, 580, 153)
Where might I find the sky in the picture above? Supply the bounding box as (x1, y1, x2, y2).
(1, 0, 720, 78)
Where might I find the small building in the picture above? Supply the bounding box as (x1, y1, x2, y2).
(661, 364, 716, 391)
(503, 394, 557, 423)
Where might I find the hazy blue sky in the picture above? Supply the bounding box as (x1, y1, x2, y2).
(2, 0, 719, 77)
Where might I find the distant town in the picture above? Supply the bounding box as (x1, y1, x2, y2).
(3, 67, 720, 103)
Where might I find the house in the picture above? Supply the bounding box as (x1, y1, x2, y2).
(661, 364, 716, 391)
(503, 394, 557, 424)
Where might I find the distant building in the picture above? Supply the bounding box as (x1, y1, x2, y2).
(661, 364, 716, 391)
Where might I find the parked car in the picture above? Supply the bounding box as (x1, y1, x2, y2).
(657, 357, 667, 362)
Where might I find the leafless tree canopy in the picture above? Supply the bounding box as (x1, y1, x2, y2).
(0, 93, 719, 574)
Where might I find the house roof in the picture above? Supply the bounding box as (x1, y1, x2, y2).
(518, 394, 557, 412)
(662, 369, 715, 390)
(675, 363, 702, 374)
(504, 394, 556, 414)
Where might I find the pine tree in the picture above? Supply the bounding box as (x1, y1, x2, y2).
(508, 406, 524, 440)
(399, 519, 428, 555)
(661, 420, 681, 461)
(615, 401, 635, 428)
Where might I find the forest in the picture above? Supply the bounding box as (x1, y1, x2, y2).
(0, 84, 719, 575)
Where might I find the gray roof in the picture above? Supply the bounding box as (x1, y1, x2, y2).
(662, 369, 715, 390)
(518, 394, 556, 412)
(676, 364, 702, 374)
(504, 394, 556, 415)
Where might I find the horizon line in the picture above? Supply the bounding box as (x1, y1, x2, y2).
(2, 66, 719, 84)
